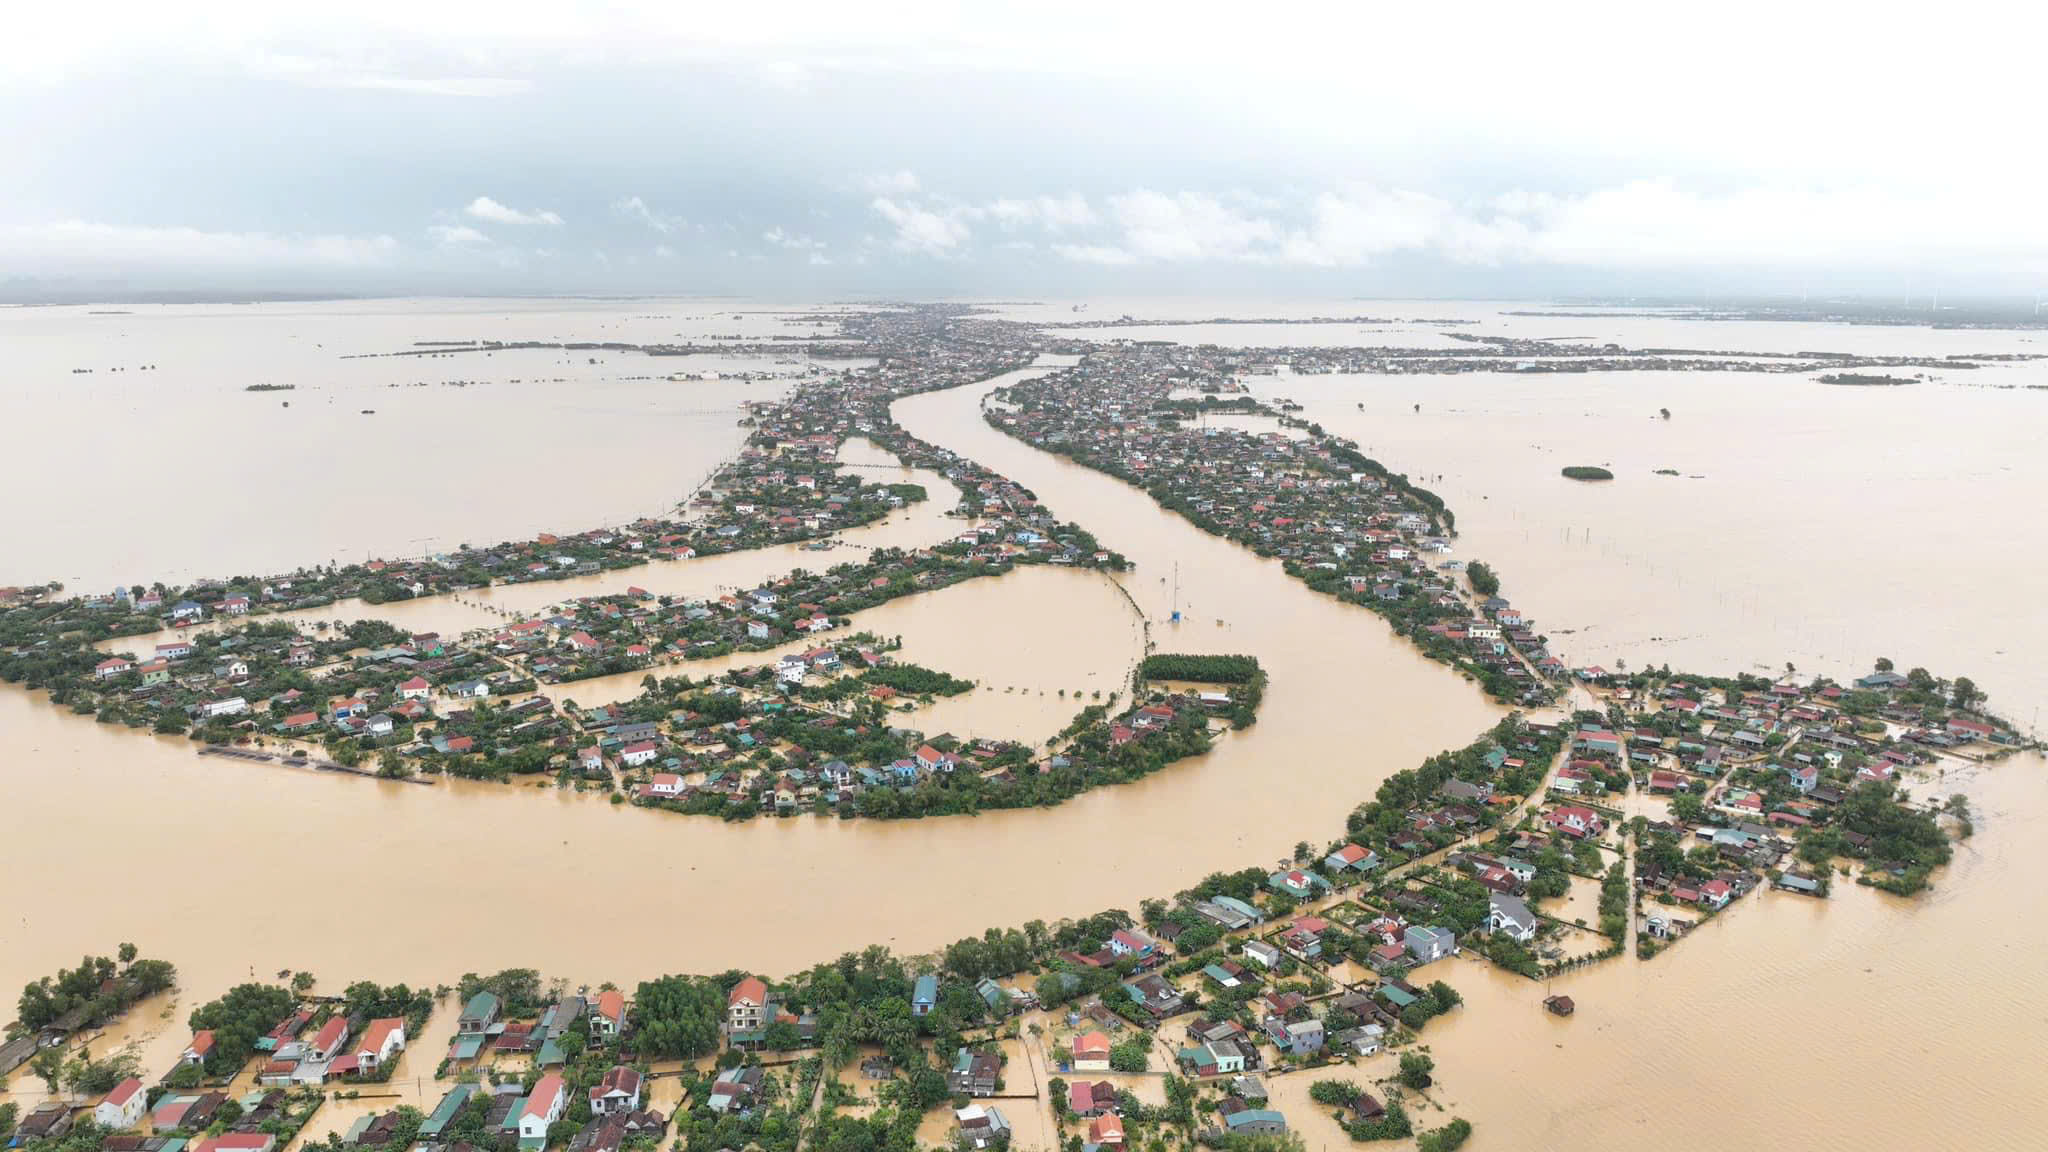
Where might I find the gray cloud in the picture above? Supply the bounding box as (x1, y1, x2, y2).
(3, 2, 2043, 296)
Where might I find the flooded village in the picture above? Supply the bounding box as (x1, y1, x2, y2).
(3, 304, 2042, 1152)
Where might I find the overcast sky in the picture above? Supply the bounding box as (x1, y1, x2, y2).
(6, 1, 2046, 299)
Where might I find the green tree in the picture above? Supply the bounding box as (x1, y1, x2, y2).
(1951, 677, 1982, 712)
(1465, 562, 1500, 598)
(188, 983, 295, 1075)
(1398, 1051, 1435, 1089)
(31, 1047, 64, 1095)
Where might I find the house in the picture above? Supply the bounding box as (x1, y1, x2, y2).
(1324, 843, 1380, 874)
(911, 973, 939, 1017)
(307, 1016, 351, 1061)
(95, 1077, 147, 1130)
(954, 1104, 1010, 1151)
(706, 1066, 762, 1114)
(458, 991, 501, 1035)
(1403, 924, 1458, 964)
(94, 656, 133, 679)
(183, 1029, 217, 1065)
(398, 676, 432, 700)
(727, 976, 768, 1035)
(619, 741, 659, 767)
(156, 640, 194, 661)
(1285, 1018, 1324, 1054)
(1068, 1080, 1119, 1116)
(169, 600, 205, 623)
(1241, 940, 1282, 969)
(589, 1066, 643, 1115)
(1108, 928, 1158, 963)
(519, 1073, 568, 1148)
(1223, 1110, 1288, 1135)
(1701, 879, 1734, 908)
(914, 743, 958, 773)
(346, 1018, 406, 1074)
(1072, 1030, 1112, 1072)
(202, 696, 249, 719)
(578, 747, 606, 774)
(1267, 869, 1321, 899)
(1177, 1041, 1246, 1078)
(1947, 717, 1996, 742)
(1281, 915, 1328, 957)
(590, 989, 626, 1039)
(1088, 1114, 1126, 1146)
(949, 1047, 1000, 1097)
(1488, 893, 1538, 943)
(14, 1103, 76, 1143)
(448, 679, 490, 699)
(1545, 806, 1605, 839)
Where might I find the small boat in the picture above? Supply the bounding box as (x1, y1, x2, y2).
(1543, 994, 1575, 1017)
(360, 409, 377, 415)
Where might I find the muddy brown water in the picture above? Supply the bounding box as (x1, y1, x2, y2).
(7, 307, 2045, 1149)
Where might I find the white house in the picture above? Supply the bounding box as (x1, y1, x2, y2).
(203, 696, 249, 718)
(519, 1073, 567, 1146)
(619, 741, 659, 767)
(1071, 1031, 1111, 1073)
(1488, 893, 1538, 943)
(95, 1078, 146, 1130)
(589, 1065, 643, 1116)
(1403, 925, 1458, 963)
(350, 1018, 406, 1073)
(398, 676, 432, 701)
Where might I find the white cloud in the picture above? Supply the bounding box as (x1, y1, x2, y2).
(986, 195, 1096, 234)
(1104, 190, 1276, 263)
(870, 197, 971, 256)
(763, 226, 826, 251)
(427, 224, 491, 247)
(464, 196, 563, 227)
(613, 196, 684, 235)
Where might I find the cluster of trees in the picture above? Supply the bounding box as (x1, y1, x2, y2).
(1137, 654, 1260, 685)
(188, 982, 296, 1075)
(14, 944, 176, 1035)
(859, 663, 974, 697)
(1464, 561, 1500, 598)
(1417, 1117, 1473, 1152)
(458, 969, 555, 1019)
(630, 974, 731, 1061)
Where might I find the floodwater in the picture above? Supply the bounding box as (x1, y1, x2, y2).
(6, 300, 2046, 1151)
(0, 298, 865, 591)
(0, 355, 1496, 1108)
(1248, 365, 2048, 723)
